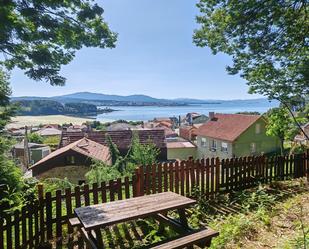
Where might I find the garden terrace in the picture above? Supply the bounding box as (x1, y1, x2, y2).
(0, 152, 308, 248)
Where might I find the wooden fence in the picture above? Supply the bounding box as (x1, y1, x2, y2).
(0, 153, 308, 249)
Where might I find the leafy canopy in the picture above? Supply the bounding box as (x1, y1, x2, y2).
(0, 0, 117, 86)
(194, 1, 309, 102)
(129, 133, 160, 167)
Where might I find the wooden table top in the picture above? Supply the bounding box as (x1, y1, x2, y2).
(74, 192, 196, 230)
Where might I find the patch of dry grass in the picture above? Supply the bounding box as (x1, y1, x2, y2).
(7, 115, 93, 128)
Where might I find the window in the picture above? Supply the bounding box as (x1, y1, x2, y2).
(221, 142, 228, 153)
(201, 137, 207, 147)
(210, 140, 217, 151)
(66, 155, 75, 165)
(250, 143, 256, 153)
(255, 123, 261, 134)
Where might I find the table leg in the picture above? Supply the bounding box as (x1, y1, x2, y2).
(178, 209, 194, 249)
(177, 209, 188, 229)
(94, 229, 104, 248)
(158, 211, 168, 234)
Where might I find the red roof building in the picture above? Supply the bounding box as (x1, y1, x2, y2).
(30, 138, 111, 183)
(195, 114, 261, 142)
(195, 113, 280, 159)
(59, 129, 167, 161)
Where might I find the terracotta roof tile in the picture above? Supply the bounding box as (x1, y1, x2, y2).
(30, 138, 111, 169)
(60, 130, 166, 149)
(195, 113, 262, 142)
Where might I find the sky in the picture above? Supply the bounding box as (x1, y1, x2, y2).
(10, 0, 263, 100)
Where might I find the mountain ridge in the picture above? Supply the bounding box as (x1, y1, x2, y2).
(11, 92, 276, 105)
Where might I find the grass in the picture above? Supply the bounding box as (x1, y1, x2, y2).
(7, 115, 93, 128)
(18, 178, 309, 249)
(69, 178, 308, 249)
(185, 178, 309, 249)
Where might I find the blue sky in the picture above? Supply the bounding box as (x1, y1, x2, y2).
(11, 0, 263, 100)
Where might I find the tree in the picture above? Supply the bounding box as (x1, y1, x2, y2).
(0, 0, 117, 210)
(194, 1, 309, 138)
(0, 70, 15, 130)
(85, 160, 121, 184)
(0, 134, 24, 214)
(28, 132, 44, 144)
(129, 133, 160, 166)
(106, 135, 121, 165)
(194, 0, 308, 101)
(0, 1, 117, 86)
(265, 107, 300, 155)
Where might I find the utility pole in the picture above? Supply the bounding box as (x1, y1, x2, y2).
(24, 126, 30, 169)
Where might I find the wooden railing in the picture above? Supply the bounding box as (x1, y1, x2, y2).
(0, 153, 308, 249)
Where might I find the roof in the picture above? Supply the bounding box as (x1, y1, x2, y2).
(30, 138, 111, 169)
(166, 137, 196, 148)
(195, 113, 262, 142)
(107, 123, 135, 131)
(59, 129, 167, 149)
(167, 141, 196, 149)
(156, 121, 173, 128)
(35, 128, 62, 136)
(14, 142, 49, 149)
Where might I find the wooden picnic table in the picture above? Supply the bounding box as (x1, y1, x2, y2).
(73, 192, 218, 248)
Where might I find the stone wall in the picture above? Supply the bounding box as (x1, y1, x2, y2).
(36, 165, 89, 184)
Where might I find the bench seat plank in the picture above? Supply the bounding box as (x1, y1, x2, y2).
(150, 228, 219, 249)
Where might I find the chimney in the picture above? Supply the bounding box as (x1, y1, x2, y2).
(209, 112, 215, 120)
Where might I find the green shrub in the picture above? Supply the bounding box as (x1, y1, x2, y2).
(209, 214, 257, 249)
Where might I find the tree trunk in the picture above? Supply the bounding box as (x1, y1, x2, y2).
(280, 139, 284, 156)
(280, 100, 309, 141)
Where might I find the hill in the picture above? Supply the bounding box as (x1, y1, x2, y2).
(56, 92, 165, 103)
(11, 92, 278, 107)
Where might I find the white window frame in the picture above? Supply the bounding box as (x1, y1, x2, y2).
(201, 137, 207, 147)
(250, 142, 256, 153)
(210, 139, 217, 151)
(255, 123, 261, 134)
(221, 142, 228, 153)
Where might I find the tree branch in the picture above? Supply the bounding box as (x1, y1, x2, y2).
(279, 98, 309, 141)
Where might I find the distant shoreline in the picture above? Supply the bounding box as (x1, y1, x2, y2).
(7, 115, 93, 129)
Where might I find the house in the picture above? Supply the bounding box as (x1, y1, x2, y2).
(179, 124, 202, 141)
(30, 138, 111, 184)
(59, 129, 167, 161)
(35, 127, 62, 137)
(166, 137, 197, 160)
(107, 123, 135, 131)
(294, 122, 309, 145)
(13, 142, 51, 166)
(195, 112, 281, 159)
(42, 124, 60, 129)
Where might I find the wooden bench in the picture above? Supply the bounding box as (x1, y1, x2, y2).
(72, 192, 219, 249)
(71, 217, 218, 249)
(149, 228, 219, 249)
(69, 217, 81, 228)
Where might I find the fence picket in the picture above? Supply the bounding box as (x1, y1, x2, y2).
(175, 161, 179, 194)
(6, 215, 12, 249)
(55, 190, 62, 248)
(169, 162, 174, 192)
(124, 177, 130, 199)
(201, 159, 205, 195)
(163, 163, 168, 192)
(157, 163, 163, 193)
(92, 183, 99, 204)
(2, 152, 308, 249)
(180, 161, 185, 196)
(152, 164, 157, 194)
(14, 210, 20, 249)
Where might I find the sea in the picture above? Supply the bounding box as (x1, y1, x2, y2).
(96, 99, 279, 122)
